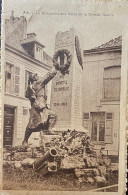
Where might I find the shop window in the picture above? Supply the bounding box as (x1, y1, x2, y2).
(103, 66, 121, 100)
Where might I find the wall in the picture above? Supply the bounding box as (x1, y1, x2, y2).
(4, 49, 51, 146)
(83, 50, 121, 155)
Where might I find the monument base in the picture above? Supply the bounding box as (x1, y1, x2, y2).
(52, 126, 87, 133)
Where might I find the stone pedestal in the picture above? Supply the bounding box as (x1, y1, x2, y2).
(51, 28, 83, 131)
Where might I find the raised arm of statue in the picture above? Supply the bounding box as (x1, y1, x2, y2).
(40, 70, 57, 86)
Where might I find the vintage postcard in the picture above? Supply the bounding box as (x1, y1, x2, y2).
(0, 0, 127, 194)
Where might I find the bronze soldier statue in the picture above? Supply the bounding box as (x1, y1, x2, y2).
(22, 49, 72, 146)
(22, 70, 57, 146)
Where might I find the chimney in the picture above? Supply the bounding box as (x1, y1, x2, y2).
(27, 33, 36, 39)
(5, 12, 27, 40)
(10, 10, 14, 21)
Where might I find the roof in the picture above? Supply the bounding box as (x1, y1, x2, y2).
(21, 37, 45, 48)
(84, 36, 122, 54)
(5, 14, 52, 68)
(5, 16, 31, 57)
(94, 36, 122, 49)
(6, 28, 31, 57)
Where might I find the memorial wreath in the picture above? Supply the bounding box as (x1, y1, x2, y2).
(53, 49, 72, 75)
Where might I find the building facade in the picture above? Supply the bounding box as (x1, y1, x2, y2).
(83, 36, 122, 156)
(4, 13, 52, 147)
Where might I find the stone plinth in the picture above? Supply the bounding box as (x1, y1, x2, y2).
(51, 28, 83, 131)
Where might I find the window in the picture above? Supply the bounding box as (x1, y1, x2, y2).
(5, 64, 14, 93)
(14, 67, 20, 94)
(25, 70, 32, 92)
(83, 113, 89, 119)
(5, 64, 20, 95)
(35, 45, 42, 62)
(106, 113, 112, 119)
(36, 46, 40, 52)
(103, 66, 121, 100)
(23, 108, 28, 115)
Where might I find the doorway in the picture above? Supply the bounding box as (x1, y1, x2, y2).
(4, 106, 15, 147)
(91, 112, 105, 142)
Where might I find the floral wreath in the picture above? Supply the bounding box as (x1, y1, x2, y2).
(53, 49, 72, 75)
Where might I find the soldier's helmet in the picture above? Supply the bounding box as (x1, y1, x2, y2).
(29, 73, 39, 82)
(48, 113, 57, 120)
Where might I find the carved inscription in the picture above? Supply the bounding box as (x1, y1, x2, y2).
(53, 75, 69, 106)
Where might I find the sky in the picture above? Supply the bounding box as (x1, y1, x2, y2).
(2, 0, 128, 57)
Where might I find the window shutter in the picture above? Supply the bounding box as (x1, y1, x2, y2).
(5, 71, 7, 92)
(25, 70, 29, 91)
(14, 66, 20, 94)
(83, 120, 89, 129)
(83, 112, 89, 130)
(105, 113, 113, 144)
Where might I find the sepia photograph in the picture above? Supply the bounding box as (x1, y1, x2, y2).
(0, 0, 127, 194)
